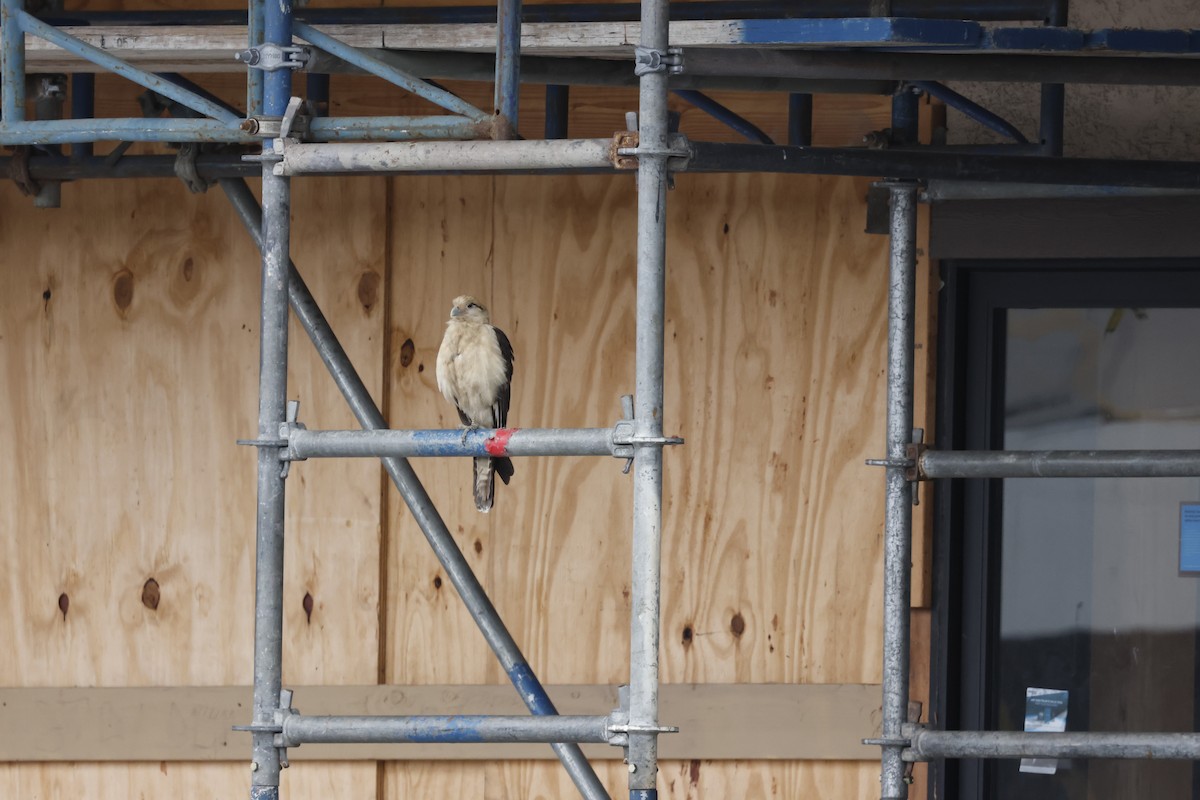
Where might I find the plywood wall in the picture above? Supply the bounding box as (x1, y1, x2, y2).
(0, 77, 935, 800)
(0, 174, 387, 797)
(0, 166, 933, 798)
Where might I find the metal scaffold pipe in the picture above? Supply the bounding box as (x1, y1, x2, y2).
(919, 449, 1200, 479)
(680, 49, 1200, 88)
(906, 730, 1200, 761)
(246, 0, 293, 792)
(627, 0, 671, 792)
(275, 138, 618, 175)
(1, 0, 26, 123)
(219, 179, 610, 800)
(493, 0, 522, 134)
(879, 182, 918, 800)
(281, 714, 615, 747)
(284, 427, 653, 460)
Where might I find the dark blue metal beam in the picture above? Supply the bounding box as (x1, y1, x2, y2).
(12, 146, 1200, 187)
(1039, 0, 1067, 156)
(673, 89, 774, 145)
(70, 73, 95, 158)
(306, 73, 330, 117)
(912, 80, 1028, 143)
(41, 1, 1055, 26)
(545, 84, 569, 139)
(788, 93, 813, 146)
(890, 86, 920, 145)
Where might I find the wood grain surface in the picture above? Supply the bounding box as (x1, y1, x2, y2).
(1, 141, 933, 799)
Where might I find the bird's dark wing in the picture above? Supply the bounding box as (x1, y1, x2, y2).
(492, 325, 514, 428)
(454, 405, 472, 427)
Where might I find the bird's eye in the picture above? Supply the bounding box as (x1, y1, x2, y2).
(468, 303, 479, 309)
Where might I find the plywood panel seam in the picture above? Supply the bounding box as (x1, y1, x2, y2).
(378, 176, 396, 689)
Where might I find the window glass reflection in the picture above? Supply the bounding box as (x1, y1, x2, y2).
(994, 308, 1200, 799)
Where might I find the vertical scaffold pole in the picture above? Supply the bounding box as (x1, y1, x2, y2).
(493, 0, 521, 136)
(1, 0, 26, 123)
(246, 0, 264, 116)
(1039, 0, 1067, 156)
(880, 182, 918, 800)
(629, 0, 669, 793)
(249, 0, 292, 793)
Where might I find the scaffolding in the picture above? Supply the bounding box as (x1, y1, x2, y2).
(5, 0, 1200, 797)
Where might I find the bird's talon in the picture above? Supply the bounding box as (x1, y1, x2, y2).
(461, 425, 480, 445)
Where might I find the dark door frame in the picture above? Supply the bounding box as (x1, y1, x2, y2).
(929, 259, 1200, 800)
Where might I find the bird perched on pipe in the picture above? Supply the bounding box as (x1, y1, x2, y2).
(436, 295, 515, 513)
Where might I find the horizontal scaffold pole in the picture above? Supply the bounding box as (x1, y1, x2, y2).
(918, 449, 1200, 479)
(282, 426, 679, 460)
(906, 730, 1200, 762)
(14, 143, 1200, 187)
(281, 714, 616, 747)
(681, 48, 1200, 88)
(683, 143, 1200, 189)
(274, 138, 618, 175)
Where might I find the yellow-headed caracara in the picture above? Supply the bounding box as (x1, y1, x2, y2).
(435, 295, 515, 513)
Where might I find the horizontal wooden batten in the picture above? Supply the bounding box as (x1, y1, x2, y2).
(0, 683, 881, 762)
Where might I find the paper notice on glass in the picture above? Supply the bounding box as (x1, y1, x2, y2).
(1020, 687, 1069, 774)
(1181, 503, 1200, 573)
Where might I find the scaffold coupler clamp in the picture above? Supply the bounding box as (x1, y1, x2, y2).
(274, 688, 298, 767)
(607, 685, 679, 759)
(277, 399, 306, 478)
(235, 43, 310, 72)
(864, 728, 916, 780)
(612, 132, 692, 173)
(243, 97, 307, 162)
(865, 428, 925, 505)
(612, 394, 685, 473)
(174, 143, 209, 194)
(232, 688, 297, 770)
(7, 145, 40, 197)
(898, 721, 928, 765)
(236, 399, 304, 478)
(866, 703, 924, 777)
(633, 45, 683, 76)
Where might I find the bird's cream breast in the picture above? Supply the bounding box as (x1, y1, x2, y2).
(436, 321, 507, 425)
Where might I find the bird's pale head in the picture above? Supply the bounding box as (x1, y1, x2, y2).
(449, 295, 491, 324)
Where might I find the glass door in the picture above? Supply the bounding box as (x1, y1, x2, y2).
(995, 307, 1200, 799)
(931, 262, 1200, 800)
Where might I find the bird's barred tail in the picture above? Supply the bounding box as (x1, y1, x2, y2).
(473, 457, 514, 513)
(473, 457, 495, 513)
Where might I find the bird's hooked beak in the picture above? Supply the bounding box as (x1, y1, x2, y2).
(450, 307, 464, 317)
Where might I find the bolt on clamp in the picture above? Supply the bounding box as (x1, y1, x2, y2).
(633, 45, 683, 76)
(611, 132, 692, 171)
(232, 689, 297, 767)
(236, 400, 303, 478)
(235, 43, 309, 71)
(865, 428, 926, 495)
(607, 684, 678, 750)
(611, 395, 685, 470)
(277, 400, 305, 477)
